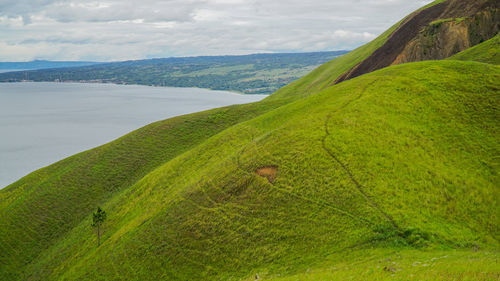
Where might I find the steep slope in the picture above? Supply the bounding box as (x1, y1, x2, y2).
(1, 0, 499, 280)
(0, 4, 408, 278)
(0, 100, 285, 280)
(449, 32, 500, 64)
(0, 51, 356, 280)
(20, 61, 500, 280)
(335, 0, 499, 83)
(0, 47, 361, 281)
(268, 19, 404, 101)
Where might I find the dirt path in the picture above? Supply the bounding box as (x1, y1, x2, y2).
(320, 82, 399, 229)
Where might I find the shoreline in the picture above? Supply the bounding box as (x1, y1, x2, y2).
(0, 80, 270, 96)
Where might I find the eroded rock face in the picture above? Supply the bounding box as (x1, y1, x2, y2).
(393, 8, 500, 64)
(335, 0, 500, 84)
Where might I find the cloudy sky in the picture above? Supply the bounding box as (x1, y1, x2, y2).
(0, 0, 433, 61)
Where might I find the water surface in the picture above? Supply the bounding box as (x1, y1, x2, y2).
(0, 82, 265, 188)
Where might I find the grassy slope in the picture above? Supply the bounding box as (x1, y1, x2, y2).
(0, 3, 409, 278)
(20, 61, 500, 280)
(268, 22, 400, 102)
(2, 1, 496, 280)
(449, 33, 500, 65)
(268, 0, 448, 102)
(0, 100, 285, 280)
(266, 249, 500, 281)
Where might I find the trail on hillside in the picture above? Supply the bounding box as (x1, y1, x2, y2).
(233, 140, 374, 225)
(320, 82, 399, 229)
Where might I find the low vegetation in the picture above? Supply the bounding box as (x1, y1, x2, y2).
(0, 51, 347, 95)
(1, 0, 499, 280)
(449, 33, 500, 65)
(2, 60, 498, 281)
(265, 249, 500, 281)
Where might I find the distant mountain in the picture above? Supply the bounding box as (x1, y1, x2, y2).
(0, 60, 101, 71)
(0, 51, 348, 94)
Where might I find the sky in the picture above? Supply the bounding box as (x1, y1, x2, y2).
(0, 0, 433, 62)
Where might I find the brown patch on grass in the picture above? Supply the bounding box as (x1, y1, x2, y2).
(256, 166, 278, 183)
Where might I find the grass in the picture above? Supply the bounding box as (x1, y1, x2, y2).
(0, 8, 409, 278)
(449, 33, 500, 65)
(0, 99, 286, 280)
(264, 249, 500, 281)
(429, 18, 455, 26)
(267, 20, 401, 101)
(0, 41, 355, 281)
(1, 1, 499, 280)
(420, 0, 448, 10)
(4, 60, 498, 281)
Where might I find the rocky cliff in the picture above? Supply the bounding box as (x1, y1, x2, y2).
(335, 0, 500, 83)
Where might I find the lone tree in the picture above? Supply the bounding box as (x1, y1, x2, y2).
(92, 207, 107, 246)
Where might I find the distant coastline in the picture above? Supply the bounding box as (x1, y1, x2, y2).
(0, 51, 348, 95)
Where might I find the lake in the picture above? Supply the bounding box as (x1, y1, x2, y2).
(0, 82, 265, 188)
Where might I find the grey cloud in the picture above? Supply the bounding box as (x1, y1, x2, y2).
(0, 0, 434, 61)
(44, 0, 203, 23)
(0, 0, 68, 23)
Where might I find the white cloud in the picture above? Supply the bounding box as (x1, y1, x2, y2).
(0, 0, 433, 61)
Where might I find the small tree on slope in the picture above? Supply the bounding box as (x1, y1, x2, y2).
(92, 207, 107, 247)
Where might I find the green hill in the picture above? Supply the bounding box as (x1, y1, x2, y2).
(449, 33, 500, 65)
(1, 0, 499, 280)
(8, 60, 499, 281)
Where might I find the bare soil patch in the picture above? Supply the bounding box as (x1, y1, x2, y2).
(256, 166, 278, 183)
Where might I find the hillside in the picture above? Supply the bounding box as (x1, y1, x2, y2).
(335, 0, 499, 83)
(4, 60, 499, 281)
(1, 0, 499, 280)
(449, 32, 500, 64)
(0, 51, 347, 95)
(0, 15, 401, 280)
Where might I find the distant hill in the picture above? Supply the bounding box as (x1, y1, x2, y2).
(0, 0, 499, 280)
(0, 60, 101, 71)
(0, 51, 348, 94)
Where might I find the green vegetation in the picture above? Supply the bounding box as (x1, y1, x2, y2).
(0, 51, 347, 95)
(268, 19, 403, 101)
(0, 25, 401, 279)
(91, 207, 107, 246)
(429, 17, 467, 27)
(429, 18, 455, 26)
(1, 60, 499, 280)
(0, 98, 287, 280)
(266, 249, 500, 281)
(449, 33, 500, 65)
(1, 0, 499, 280)
(267, 0, 450, 102)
